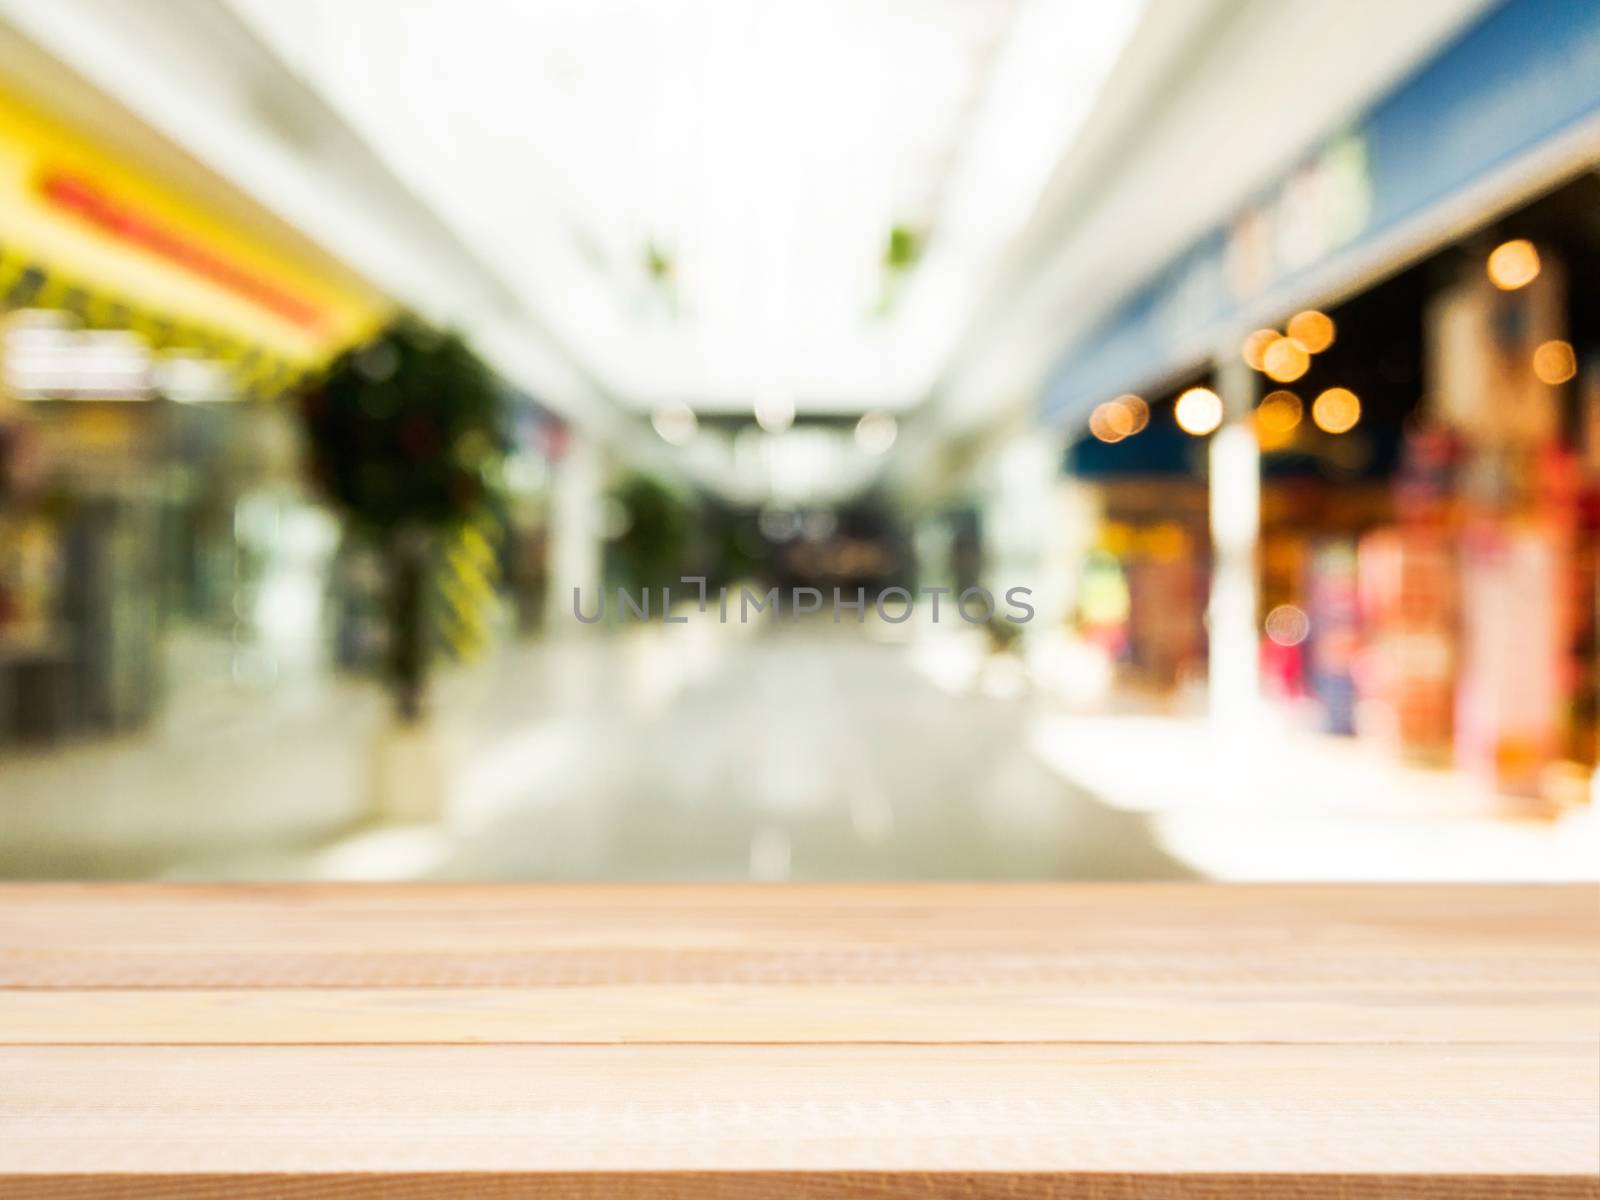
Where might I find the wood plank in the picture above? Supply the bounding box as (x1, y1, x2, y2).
(3, 884, 1594, 988)
(3, 1174, 1595, 1200)
(2, 884, 1595, 1195)
(1, 983, 1594, 1044)
(1, 1044, 1595, 1182)
(5, 881, 1592, 940)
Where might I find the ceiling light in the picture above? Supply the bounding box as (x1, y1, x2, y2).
(651, 402, 698, 445)
(855, 411, 897, 455)
(222, 0, 1143, 421)
(754, 387, 795, 434)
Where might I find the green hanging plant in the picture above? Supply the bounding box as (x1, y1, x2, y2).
(884, 224, 923, 272)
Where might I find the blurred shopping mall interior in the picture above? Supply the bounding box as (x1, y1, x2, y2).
(0, 0, 1597, 881)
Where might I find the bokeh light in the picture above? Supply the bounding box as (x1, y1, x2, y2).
(1262, 336, 1310, 383)
(753, 388, 795, 433)
(1089, 401, 1130, 442)
(651, 402, 698, 444)
(1114, 393, 1150, 434)
(1264, 604, 1311, 647)
(1241, 328, 1279, 372)
(1532, 339, 1577, 385)
(1090, 394, 1149, 443)
(854, 410, 898, 455)
(1311, 387, 1361, 434)
(1174, 386, 1224, 436)
(1286, 310, 1335, 354)
(1254, 389, 1302, 449)
(1486, 238, 1540, 291)
(1257, 389, 1303, 433)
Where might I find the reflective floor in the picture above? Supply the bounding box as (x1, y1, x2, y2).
(1, 623, 1592, 882)
(442, 628, 1192, 882)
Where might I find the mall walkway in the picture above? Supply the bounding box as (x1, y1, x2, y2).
(437, 627, 1191, 882)
(5, 623, 1592, 882)
(0, 625, 1190, 881)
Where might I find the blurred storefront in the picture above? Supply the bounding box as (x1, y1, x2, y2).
(1066, 383, 1211, 702)
(0, 81, 385, 744)
(1043, 0, 1600, 803)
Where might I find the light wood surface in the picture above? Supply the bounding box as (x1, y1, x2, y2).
(0, 883, 1596, 1197)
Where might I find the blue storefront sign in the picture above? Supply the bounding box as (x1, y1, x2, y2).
(1041, 0, 1600, 429)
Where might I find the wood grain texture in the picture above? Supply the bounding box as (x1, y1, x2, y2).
(3, 883, 1593, 987)
(0, 884, 1595, 1198)
(3, 1043, 1595, 1174)
(4, 982, 1593, 1043)
(9, 1175, 1596, 1199)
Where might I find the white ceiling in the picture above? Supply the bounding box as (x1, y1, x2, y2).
(221, 0, 1142, 416)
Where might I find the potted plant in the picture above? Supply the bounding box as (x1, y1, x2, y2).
(296, 314, 507, 821)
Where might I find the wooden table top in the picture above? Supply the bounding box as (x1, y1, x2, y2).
(0, 883, 1595, 1197)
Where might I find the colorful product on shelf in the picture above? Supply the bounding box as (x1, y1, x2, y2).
(1454, 521, 1567, 795)
(1356, 527, 1455, 760)
(1124, 524, 1204, 690)
(1306, 539, 1360, 735)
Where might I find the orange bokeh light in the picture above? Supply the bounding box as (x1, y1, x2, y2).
(1487, 239, 1540, 291)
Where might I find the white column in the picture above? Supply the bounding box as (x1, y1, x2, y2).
(548, 434, 604, 635)
(1208, 347, 1261, 729)
(985, 432, 1062, 604)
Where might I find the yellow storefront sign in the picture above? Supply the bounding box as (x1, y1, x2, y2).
(0, 82, 388, 381)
